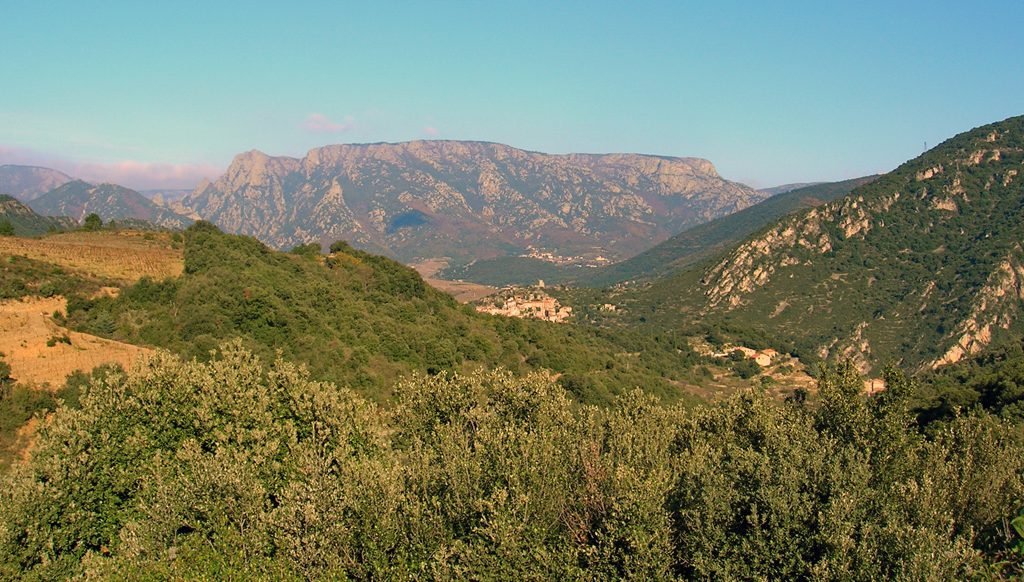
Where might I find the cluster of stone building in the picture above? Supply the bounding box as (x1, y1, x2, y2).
(474, 291, 573, 323)
(713, 346, 780, 367)
(520, 247, 611, 267)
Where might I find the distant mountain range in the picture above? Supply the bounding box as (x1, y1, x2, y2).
(441, 177, 877, 287)
(758, 182, 824, 196)
(0, 195, 76, 235)
(0, 165, 73, 201)
(574, 176, 879, 287)
(184, 141, 769, 262)
(29, 180, 193, 229)
(139, 189, 200, 220)
(623, 115, 1024, 373)
(139, 189, 192, 207)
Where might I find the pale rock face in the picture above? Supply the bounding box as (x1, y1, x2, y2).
(183, 140, 767, 261)
(931, 197, 958, 212)
(702, 207, 834, 309)
(915, 165, 944, 181)
(931, 253, 1024, 368)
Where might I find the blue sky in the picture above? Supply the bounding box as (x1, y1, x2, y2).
(1, 0, 1022, 188)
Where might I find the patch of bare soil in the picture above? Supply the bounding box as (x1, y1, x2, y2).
(0, 295, 152, 387)
(410, 258, 497, 303)
(0, 230, 183, 283)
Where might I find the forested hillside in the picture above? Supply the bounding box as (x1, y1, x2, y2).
(616, 116, 1024, 373)
(63, 222, 704, 404)
(0, 195, 75, 236)
(574, 176, 879, 287)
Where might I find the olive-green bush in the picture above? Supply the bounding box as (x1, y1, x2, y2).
(1, 347, 1021, 579)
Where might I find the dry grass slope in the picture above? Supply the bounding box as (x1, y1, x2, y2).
(0, 231, 183, 283)
(0, 296, 152, 387)
(411, 258, 497, 303)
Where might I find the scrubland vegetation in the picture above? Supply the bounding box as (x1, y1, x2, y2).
(63, 223, 705, 405)
(1, 345, 1022, 579)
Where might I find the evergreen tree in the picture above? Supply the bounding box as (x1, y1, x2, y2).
(82, 213, 103, 231)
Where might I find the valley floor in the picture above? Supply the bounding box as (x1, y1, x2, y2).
(410, 257, 497, 303)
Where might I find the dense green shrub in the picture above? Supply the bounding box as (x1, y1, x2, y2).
(730, 357, 761, 379)
(63, 224, 703, 404)
(1, 347, 1020, 579)
(670, 363, 1024, 579)
(0, 255, 104, 301)
(915, 340, 1024, 424)
(82, 213, 103, 231)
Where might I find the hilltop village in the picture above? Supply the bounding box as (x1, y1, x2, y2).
(474, 283, 573, 323)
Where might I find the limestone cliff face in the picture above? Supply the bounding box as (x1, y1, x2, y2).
(691, 115, 1024, 371)
(184, 141, 766, 261)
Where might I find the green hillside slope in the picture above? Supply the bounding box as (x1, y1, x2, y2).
(63, 222, 704, 404)
(576, 176, 879, 287)
(626, 115, 1024, 373)
(0, 195, 75, 236)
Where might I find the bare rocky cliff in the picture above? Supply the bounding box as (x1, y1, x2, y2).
(183, 141, 767, 262)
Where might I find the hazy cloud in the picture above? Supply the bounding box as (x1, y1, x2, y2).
(75, 160, 223, 190)
(422, 125, 440, 137)
(302, 113, 356, 133)
(0, 145, 222, 190)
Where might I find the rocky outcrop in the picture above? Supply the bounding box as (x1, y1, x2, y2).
(931, 250, 1024, 367)
(687, 115, 1024, 371)
(702, 205, 835, 309)
(184, 141, 767, 262)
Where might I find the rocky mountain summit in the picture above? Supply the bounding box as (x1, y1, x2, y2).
(659, 115, 1024, 372)
(0, 165, 73, 201)
(29, 180, 193, 229)
(183, 140, 767, 262)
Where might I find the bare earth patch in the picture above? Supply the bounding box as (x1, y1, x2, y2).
(410, 258, 497, 303)
(13, 415, 42, 464)
(0, 295, 152, 387)
(0, 231, 183, 283)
